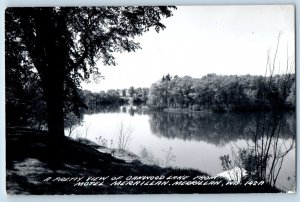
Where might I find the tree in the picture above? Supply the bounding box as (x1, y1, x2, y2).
(122, 89, 127, 97)
(5, 15, 47, 129)
(128, 86, 135, 97)
(6, 6, 175, 139)
(148, 73, 295, 112)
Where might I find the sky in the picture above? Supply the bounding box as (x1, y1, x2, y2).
(81, 5, 295, 92)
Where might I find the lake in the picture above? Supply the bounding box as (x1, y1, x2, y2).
(70, 105, 296, 192)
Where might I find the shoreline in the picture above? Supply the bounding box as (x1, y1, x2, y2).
(6, 127, 281, 194)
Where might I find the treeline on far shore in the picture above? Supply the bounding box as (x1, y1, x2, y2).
(147, 73, 295, 112)
(6, 72, 295, 130)
(83, 73, 295, 113)
(82, 87, 149, 107)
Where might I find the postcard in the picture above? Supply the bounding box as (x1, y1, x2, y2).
(5, 5, 296, 194)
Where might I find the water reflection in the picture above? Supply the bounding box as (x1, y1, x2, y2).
(148, 110, 295, 190)
(72, 105, 295, 191)
(84, 104, 121, 114)
(223, 111, 296, 187)
(148, 111, 295, 147)
(84, 104, 148, 116)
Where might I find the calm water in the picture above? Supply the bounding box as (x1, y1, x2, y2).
(71, 105, 296, 191)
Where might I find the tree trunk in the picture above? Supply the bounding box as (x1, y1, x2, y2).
(18, 9, 68, 139)
(45, 72, 65, 139)
(37, 10, 67, 139)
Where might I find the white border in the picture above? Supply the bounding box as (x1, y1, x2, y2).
(0, 1, 298, 202)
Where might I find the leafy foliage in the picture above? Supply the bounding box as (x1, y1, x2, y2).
(148, 73, 295, 112)
(5, 6, 175, 137)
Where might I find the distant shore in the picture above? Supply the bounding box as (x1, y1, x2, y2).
(162, 108, 212, 114)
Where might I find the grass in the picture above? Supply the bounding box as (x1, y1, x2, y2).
(114, 121, 133, 151)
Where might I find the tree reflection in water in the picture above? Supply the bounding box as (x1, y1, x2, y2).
(240, 112, 295, 187)
(148, 111, 295, 146)
(148, 110, 295, 188)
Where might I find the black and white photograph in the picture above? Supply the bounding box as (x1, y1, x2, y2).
(5, 5, 296, 194)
